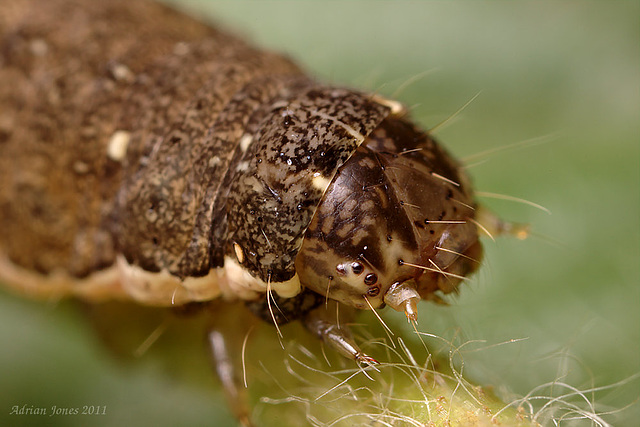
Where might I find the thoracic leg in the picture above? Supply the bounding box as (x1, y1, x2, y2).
(302, 300, 378, 366)
(244, 290, 376, 364)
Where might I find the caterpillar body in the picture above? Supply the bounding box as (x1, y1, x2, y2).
(0, 0, 515, 424)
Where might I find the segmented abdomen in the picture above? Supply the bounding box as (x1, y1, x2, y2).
(1, 0, 224, 277)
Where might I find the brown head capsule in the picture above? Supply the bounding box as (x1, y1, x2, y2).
(295, 116, 483, 320)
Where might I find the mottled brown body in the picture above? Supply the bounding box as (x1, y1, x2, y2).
(0, 0, 482, 322)
(0, 2, 490, 423)
(0, 0, 221, 278)
(0, 0, 311, 282)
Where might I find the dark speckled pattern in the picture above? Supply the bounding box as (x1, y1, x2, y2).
(226, 88, 390, 283)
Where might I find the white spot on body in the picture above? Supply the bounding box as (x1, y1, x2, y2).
(311, 172, 331, 191)
(236, 161, 250, 172)
(110, 63, 134, 82)
(233, 242, 245, 264)
(208, 156, 221, 168)
(107, 130, 131, 162)
(239, 134, 253, 152)
(370, 94, 407, 116)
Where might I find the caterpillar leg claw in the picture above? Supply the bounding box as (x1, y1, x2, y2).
(303, 301, 379, 367)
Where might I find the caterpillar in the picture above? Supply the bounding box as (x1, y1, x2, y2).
(0, 0, 525, 425)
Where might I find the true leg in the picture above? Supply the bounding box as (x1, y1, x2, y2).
(302, 300, 378, 366)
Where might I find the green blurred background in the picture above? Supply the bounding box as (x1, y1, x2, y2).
(1, 1, 638, 426)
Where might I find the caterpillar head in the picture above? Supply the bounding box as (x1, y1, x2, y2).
(295, 117, 483, 320)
